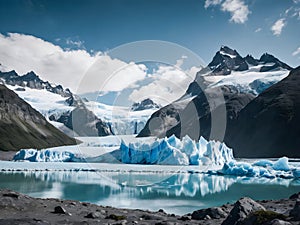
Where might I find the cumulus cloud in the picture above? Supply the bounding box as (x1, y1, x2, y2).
(271, 18, 286, 36)
(204, 0, 250, 24)
(128, 62, 198, 106)
(221, 0, 250, 24)
(292, 47, 300, 56)
(0, 33, 147, 94)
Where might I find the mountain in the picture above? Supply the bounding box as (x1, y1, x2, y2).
(0, 84, 77, 151)
(0, 70, 72, 98)
(0, 69, 155, 136)
(138, 46, 295, 157)
(131, 98, 160, 111)
(225, 66, 300, 157)
(0, 69, 114, 137)
(187, 46, 291, 96)
(55, 105, 112, 136)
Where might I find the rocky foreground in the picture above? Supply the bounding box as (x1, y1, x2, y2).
(0, 190, 300, 225)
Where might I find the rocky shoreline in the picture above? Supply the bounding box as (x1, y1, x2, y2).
(0, 189, 300, 225)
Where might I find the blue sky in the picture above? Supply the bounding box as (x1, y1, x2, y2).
(0, 0, 299, 104)
(0, 0, 299, 66)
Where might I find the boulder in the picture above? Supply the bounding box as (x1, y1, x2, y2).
(221, 197, 265, 225)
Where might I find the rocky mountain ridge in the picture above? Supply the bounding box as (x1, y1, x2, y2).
(0, 84, 77, 151)
(138, 46, 298, 157)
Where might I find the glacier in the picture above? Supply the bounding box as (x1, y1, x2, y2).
(119, 135, 234, 165)
(13, 135, 234, 166)
(11, 135, 300, 180)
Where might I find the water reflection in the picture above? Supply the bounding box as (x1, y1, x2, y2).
(0, 171, 299, 215)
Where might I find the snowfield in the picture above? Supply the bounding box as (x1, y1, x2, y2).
(6, 85, 156, 135)
(205, 65, 290, 95)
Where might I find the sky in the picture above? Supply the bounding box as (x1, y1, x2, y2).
(0, 0, 299, 104)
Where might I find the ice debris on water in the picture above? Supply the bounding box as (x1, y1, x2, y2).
(218, 156, 297, 179)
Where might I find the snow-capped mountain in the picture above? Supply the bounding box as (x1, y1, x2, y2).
(0, 84, 76, 151)
(131, 98, 160, 111)
(0, 70, 113, 137)
(0, 69, 156, 136)
(225, 66, 300, 157)
(0, 70, 73, 98)
(138, 46, 296, 158)
(187, 46, 291, 96)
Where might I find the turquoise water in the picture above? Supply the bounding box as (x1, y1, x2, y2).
(0, 170, 300, 215)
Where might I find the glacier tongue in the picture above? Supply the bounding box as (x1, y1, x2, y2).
(119, 135, 234, 165)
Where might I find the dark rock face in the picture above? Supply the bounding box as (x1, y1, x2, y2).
(221, 197, 265, 225)
(138, 85, 254, 141)
(131, 98, 160, 111)
(139, 46, 296, 158)
(57, 105, 112, 136)
(259, 53, 292, 72)
(225, 66, 300, 158)
(290, 200, 300, 220)
(245, 55, 259, 66)
(0, 84, 77, 151)
(137, 101, 183, 138)
(53, 206, 67, 214)
(208, 46, 249, 75)
(191, 207, 228, 220)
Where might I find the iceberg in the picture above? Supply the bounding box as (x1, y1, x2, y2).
(218, 157, 297, 179)
(13, 149, 79, 162)
(118, 135, 234, 166)
(12, 135, 234, 166)
(272, 157, 290, 171)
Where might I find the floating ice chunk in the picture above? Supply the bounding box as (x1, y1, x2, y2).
(253, 159, 273, 167)
(217, 157, 297, 179)
(13, 149, 77, 162)
(293, 169, 300, 178)
(219, 161, 259, 177)
(272, 157, 290, 171)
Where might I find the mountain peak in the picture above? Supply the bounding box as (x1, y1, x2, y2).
(22, 71, 40, 81)
(219, 46, 239, 57)
(259, 53, 277, 63)
(208, 46, 247, 75)
(131, 98, 160, 111)
(259, 53, 293, 71)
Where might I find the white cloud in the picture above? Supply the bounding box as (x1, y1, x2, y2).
(271, 18, 286, 36)
(292, 47, 300, 56)
(66, 38, 84, 48)
(221, 0, 250, 24)
(204, 0, 222, 8)
(0, 33, 147, 94)
(255, 28, 262, 32)
(204, 0, 250, 24)
(129, 63, 198, 106)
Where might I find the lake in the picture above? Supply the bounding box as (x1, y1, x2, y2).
(0, 162, 300, 215)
